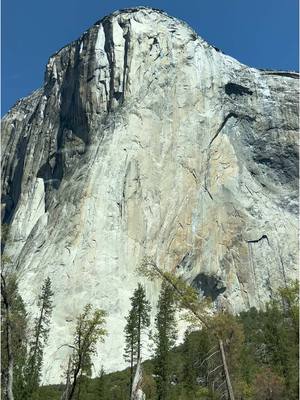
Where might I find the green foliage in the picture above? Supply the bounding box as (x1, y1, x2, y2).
(139, 259, 211, 328)
(1, 273, 28, 400)
(37, 281, 299, 399)
(73, 304, 106, 372)
(239, 279, 299, 399)
(24, 277, 54, 399)
(153, 281, 177, 400)
(63, 303, 107, 400)
(95, 366, 106, 399)
(123, 283, 151, 395)
(124, 308, 138, 364)
(182, 328, 212, 393)
(253, 367, 285, 400)
(278, 279, 299, 335)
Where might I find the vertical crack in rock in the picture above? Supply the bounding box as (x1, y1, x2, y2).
(103, 18, 117, 112)
(247, 242, 257, 292)
(278, 253, 288, 287)
(120, 159, 141, 218)
(118, 20, 131, 103)
(246, 234, 274, 305)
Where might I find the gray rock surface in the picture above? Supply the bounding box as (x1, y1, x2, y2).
(1, 7, 299, 383)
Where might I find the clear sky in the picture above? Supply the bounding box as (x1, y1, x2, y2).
(2, 0, 299, 115)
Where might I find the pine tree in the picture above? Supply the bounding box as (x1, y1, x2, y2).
(1, 273, 16, 400)
(182, 329, 212, 394)
(10, 286, 28, 400)
(1, 260, 28, 400)
(261, 281, 299, 398)
(95, 366, 106, 399)
(124, 283, 151, 396)
(24, 277, 54, 399)
(124, 307, 138, 396)
(153, 282, 177, 400)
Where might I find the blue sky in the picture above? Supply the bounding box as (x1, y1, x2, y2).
(2, 0, 299, 115)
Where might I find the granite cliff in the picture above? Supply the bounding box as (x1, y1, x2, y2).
(1, 7, 298, 383)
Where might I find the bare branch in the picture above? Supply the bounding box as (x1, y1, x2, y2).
(195, 349, 220, 367)
(207, 364, 223, 376)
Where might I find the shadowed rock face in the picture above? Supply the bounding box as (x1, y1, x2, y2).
(1, 7, 298, 383)
(192, 273, 226, 301)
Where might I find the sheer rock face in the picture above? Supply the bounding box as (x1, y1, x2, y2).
(1, 7, 298, 383)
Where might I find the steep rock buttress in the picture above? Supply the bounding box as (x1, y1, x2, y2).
(1, 7, 299, 383)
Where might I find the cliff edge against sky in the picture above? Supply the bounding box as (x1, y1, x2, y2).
(1, 7, 298, 383)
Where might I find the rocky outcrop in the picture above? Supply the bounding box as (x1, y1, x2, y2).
(1, 7, 298, 383)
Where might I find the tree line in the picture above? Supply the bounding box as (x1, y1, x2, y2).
(1, 255, 299, 400)
(1, 257, 107, 400)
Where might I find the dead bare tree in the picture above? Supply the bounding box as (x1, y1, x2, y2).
(139, 259, 235, 400)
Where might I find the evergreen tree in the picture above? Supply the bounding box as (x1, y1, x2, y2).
(124, 307, 138, 396)
(24, 277, 54, 399)
(95, 366, 106, 399)
(1, 261, 28, 400)
(182, 329, 212, 395)
(124, 283, 151, 396)
(10, 286, 28, 400)
(1, 272, 15, 400)
(153, 282, 177, 400)
(239, 280, 299, 399)
(260, 281, 298, 398)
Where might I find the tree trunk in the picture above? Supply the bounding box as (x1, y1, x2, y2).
(67, 363, 81, 400)
(137, 314, 141, 361)
(130, 346, 133, 398)
(219, 339, 235, 400)
(76, 370, 83, 400)
(6, 316, 14, 400)
(61, 357, 71, 400)
(131, 358, 145, 400)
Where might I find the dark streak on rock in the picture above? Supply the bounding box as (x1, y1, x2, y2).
(209, 112, 238, 146)
(103, 18, 115, 113)
(209, 112, 255, 147)
(121, 23, 130, 103)
(3, 136, 28, 224)
(279, 254, 288, 287)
